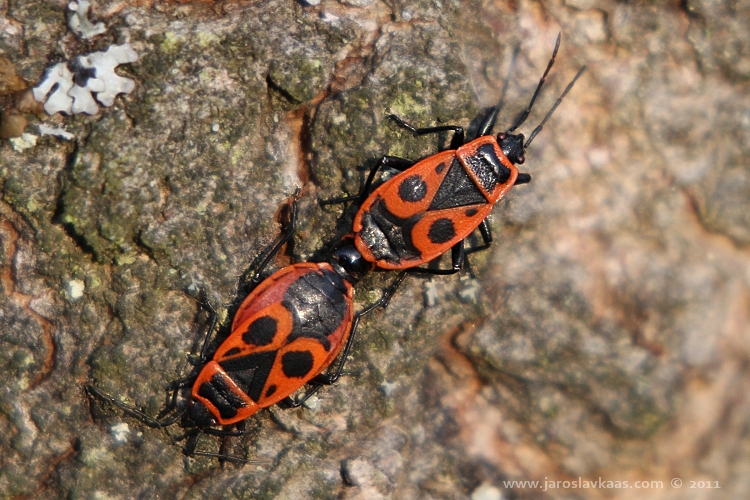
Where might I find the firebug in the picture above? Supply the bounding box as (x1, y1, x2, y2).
(332, 34, 586, 273)
(87, 194, 405, 462)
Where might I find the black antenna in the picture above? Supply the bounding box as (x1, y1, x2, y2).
(506, 33, 562, 134)
(524, 65, 587, 148)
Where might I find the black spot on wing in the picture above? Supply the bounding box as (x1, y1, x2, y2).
(398, 175, 428, 202)
(429, 158, 486, 210)
(265, 384, 277, 398)
(281, 350, 315, 378)
(435, 162, 447, 174)
(465, 208, 478, 217)
(427, 218, 456, 244)
(224, 347, 242, 357)
(242, 315, 277, 346)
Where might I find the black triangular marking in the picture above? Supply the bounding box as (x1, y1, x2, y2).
(219, 350, 278, 403)
(429, 158, 486, 210)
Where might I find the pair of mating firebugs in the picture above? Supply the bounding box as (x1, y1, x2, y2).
(87, 34, 586, 463)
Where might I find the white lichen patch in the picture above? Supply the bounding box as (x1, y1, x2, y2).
(32, 63, 75, 115)
(458, 276, 480, 303)
(67, 279, 85, 299)
(38, 124, 74, 140)
(9, 133, 38, 152)
(68, 0, 106, 39)
(423, 280, 438, 307)
(109, 422, 130, 443)
(33, 44, 138, 116)
(78, 45, 138, 106)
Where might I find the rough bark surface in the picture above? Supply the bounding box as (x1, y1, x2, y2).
(1, 0, 749, 498)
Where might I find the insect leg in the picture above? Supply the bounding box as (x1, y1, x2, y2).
(409, 219, 497, 274)
(201, 427, 244, 437)
(477, 106, 500, 140)
(320, 155, 415, 206)
(176, 426, 250, 464)
(157, 375, 198, 421)
(388, 114, 465, 149)
(188, 450, 250, 465)
(247, 193, 300, 288)
(85, 385, 183, 429)
(196, 290, 221, 363)
(515, 173, 532, 185)
(464, 219, 493, 256)
(316, 271, 407, 384)
(407, 240, 467, 275)
(449, 240, 466, 273)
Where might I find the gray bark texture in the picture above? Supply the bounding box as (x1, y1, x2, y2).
(1, 0, 749, 498)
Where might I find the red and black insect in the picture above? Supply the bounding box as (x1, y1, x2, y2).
(338, 34, 585, 273)
(87, 196, 404, 462)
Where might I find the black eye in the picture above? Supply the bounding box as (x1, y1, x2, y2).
(517, 155, 525, 165)
(497, 132, 507, 140)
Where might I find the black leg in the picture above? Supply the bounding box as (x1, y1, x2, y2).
(320, 155, 416, 206)
(172, 426, 243, 440)
(247, 192, 300, 289)
(175, 425, 250, 464)
(360, 156, 415, 200)
(178, 431, 249, 465)
(515, 173, 532, 185)
(280, 272, 408, 409)
(196, 291, 220, 363)
(407, 240, 467, 275)
(217, 435, 232, 467)
(388, 114, 465, 149)
(156, 376, 195, 420)
(450, 240, 465, 272)
(85, 385, 183, 429)
(173, 428, 200, 443)
(188, 450, 250, 465)
(201, 427, 244, 438)
(479, 218, 492, 245)
(321, 271, 406, 382)
(464, 219, 493, 256)
(407, 219, 496, 275)
(277, 396, 299, 408)
(179, 429, 200, 453)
